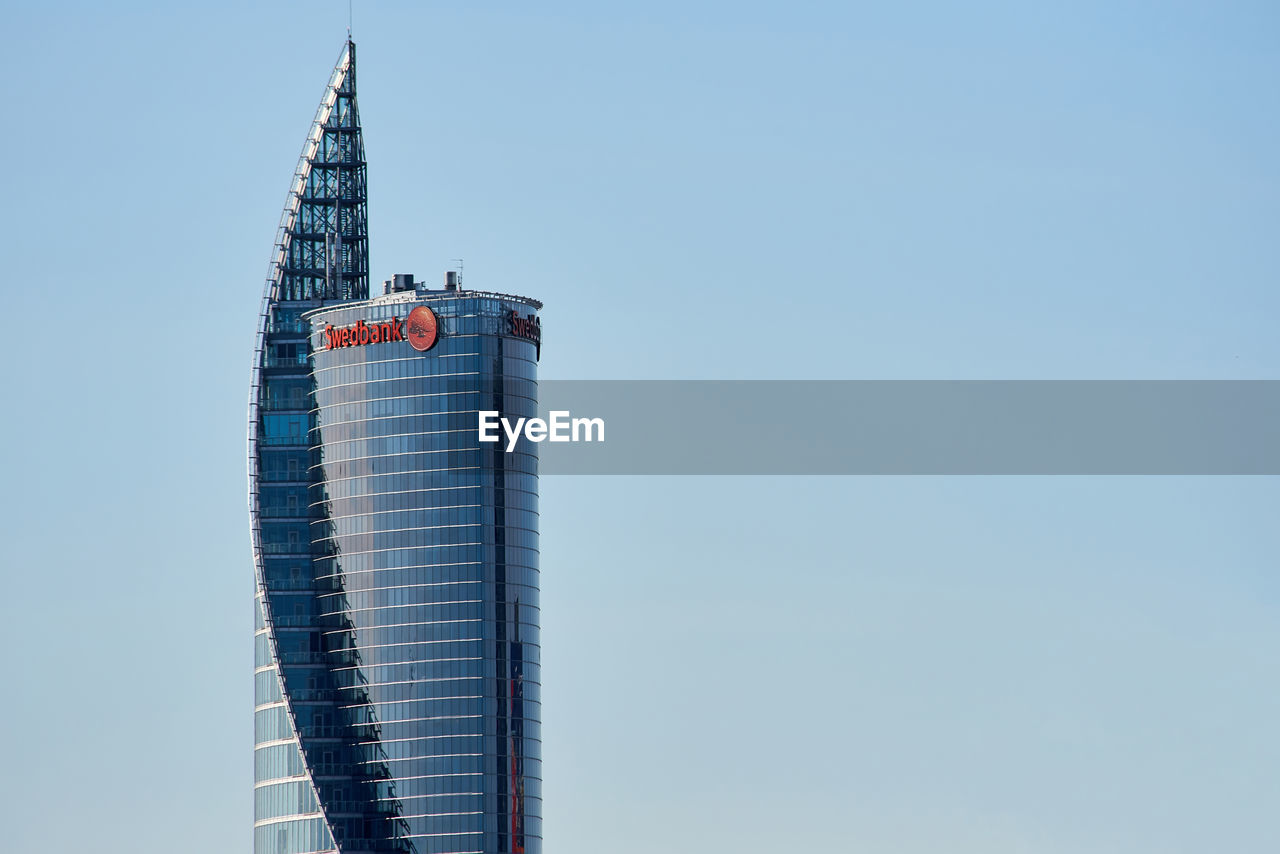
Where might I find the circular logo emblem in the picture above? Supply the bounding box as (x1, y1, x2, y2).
(406, 305, 439, 352)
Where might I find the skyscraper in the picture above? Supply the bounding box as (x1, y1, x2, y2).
(249, 41, 542, 854)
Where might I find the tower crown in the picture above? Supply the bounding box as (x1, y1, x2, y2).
(265, 40, 369, 303)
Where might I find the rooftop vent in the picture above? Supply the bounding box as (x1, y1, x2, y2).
(382, 273, 415, 295)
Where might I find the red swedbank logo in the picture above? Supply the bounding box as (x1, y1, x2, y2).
(321, 306, 440, 352)
(507, 309, 541, 359)
(322, 317, 404, 350)
(406, 306, 439, 352)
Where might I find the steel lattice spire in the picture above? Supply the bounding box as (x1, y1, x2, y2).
(267, 39, 369, 303)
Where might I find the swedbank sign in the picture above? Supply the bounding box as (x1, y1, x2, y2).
(507, 309, 541, 359)
(321, 305, 439, 352)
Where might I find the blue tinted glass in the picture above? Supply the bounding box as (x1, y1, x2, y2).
(254, 291, 541, 853)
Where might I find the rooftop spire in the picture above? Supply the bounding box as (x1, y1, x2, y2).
(265, 39, 369, 302)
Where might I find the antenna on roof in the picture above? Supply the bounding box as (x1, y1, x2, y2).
(348, 0, 353, 39)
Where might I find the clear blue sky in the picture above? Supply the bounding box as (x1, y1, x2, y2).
(1, 2, 1277, 852)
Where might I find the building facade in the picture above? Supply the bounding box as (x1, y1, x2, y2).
(250, 41, 542, 854)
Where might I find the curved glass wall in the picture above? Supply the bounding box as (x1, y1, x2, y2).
(250, 37, 373, 854)
(250, 32, 543, 854)
(305, 292, 543, 854)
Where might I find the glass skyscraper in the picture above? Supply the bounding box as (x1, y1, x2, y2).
(249, 41, 542, 854)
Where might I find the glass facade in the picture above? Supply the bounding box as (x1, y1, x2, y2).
(250, 38, 542, 854)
